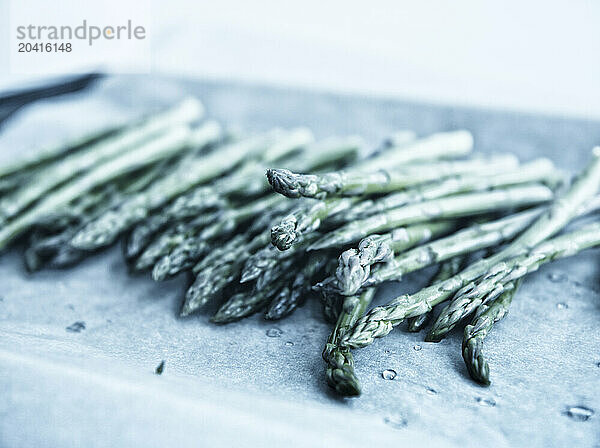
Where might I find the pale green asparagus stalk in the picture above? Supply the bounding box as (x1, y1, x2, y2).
(268, 153, 519, 250)
(316, 220, 457, 294)
(0, 98, 204, 221)
(461, 280, 521, 385)
(323, 288, 377, 396)
(267, 153, 517, 200)
(334, 158, 561, 222)
(0, 123, 219, 251)
(328, 208, 544, 296)
(181, 232, 271, 316)
(343, 147, 600, 349)
(0, 97, 203, 180)
(427, 221, 600, 341)
(406, 256, 466, 332)
(70, 128, 297, 250)
(309, 184, 553, 251)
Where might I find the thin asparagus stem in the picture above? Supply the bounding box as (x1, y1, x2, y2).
(332, 158, 561, 222)
(406, 256, 465, 332)
(267, 153, 517, 200)
(152, 195, 283, 281)
(0, 124, 217, 252)
(181, 233, 270, 316)
(0, 98, 203, 222)
(427, 221, 600, 341)
(323, 288, 377, 396)
(309, 184, 553, 251)
(317, 220, 457, 295)
(69, 128, 296, 251)
(211, 257, 297, 323)
(0, 97, 203, 180)
(265, 253, 329, 320)
(343, 148, 600, 349)
(461, 280, 521, 385)
(270, 198, 358, 251)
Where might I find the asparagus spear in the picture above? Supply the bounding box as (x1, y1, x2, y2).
(133, 210, 222, 271)
(309, 184, 553, 251)
(331, 158, 561, 223)
(151, 195, 283, 281)
(406, 256, 466, 332)
(126, 134, 361, 260)
(265, 252, 330, 320)
(181, 233, 271, 316)
(0, 98, 204, 222)
(25, 159, 172, 271)
(323, 288, 377, 396)
(461, 280, 521, 385)
(270, 198, 358, 251)
(69, 128, 301, 251)
(271, 156, 520, 250)
(329, 208, 547, 296)
(317, 220, 457, 295)
(427, 221, 600, 341)
(267, 153, 518, 200)
(342, 148, 600, 349)
(0, 124, 218, 252)
(211, 257, 297, 323)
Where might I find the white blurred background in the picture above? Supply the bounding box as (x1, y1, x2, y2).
(1, 0, 599, 119)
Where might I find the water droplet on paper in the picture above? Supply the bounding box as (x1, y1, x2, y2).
(548, 272, 567, 283)
(426, 387, 437, 395)
(413, 344, 422, 351)
(556, 302, 568, 310)
(566, 406, 594, 422)
(382, 369, 397, 380)
(383, 415, 407, 429)
(266, 327, 283, 338)
(476, 396, 496, 407)
(285, 341, 294, 347)
(66, 321, 85, 333)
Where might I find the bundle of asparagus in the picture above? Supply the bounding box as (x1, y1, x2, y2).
(2, 96, 599, 399)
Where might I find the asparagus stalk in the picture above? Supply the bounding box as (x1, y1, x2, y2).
(151, 195, 283, 281)
(427, 221, 600, 341)
(309, 184, 553, 251)
(323, 288, 377, 396)
(0, 98, 204, 221)
(25, 159, 172, 271)
(270, 198, 358, 251)
(406, 256, 466, 332)
(342, 148, 600, 349)
(0, 124, 219, 252)
(181, 233, 270, 316)
(133, 211, 222, 271)
(265, 252, 330, 320)
(211, 257, 297, 323)
(461, 280, 521, 385)
(332, 158, 561, 223)
(269, 154, 524, 250)
(360, 130, 473, 169)
(0, 98, 202, 180)
(267, 153, 518, 200)
(126, 134, 361, 260)
(332, 208, 546, 296)
(69, 128, 302, 251)
(317, 220, 457, 295)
